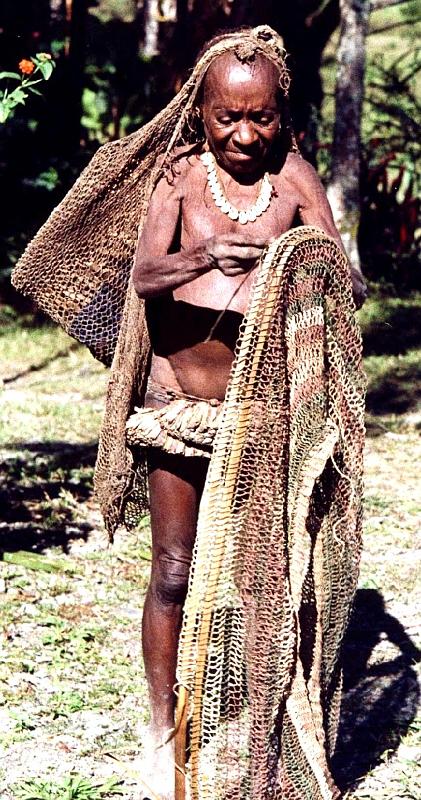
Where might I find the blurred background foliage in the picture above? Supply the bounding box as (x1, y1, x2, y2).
(0, 0, 419, 310)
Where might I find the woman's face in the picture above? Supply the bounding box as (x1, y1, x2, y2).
(201, 53, 281, 178)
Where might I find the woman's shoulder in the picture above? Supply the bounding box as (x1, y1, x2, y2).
(160, 144, 205, 195)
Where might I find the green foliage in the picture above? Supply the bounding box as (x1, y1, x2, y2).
(9, 711, 36, 733)
(81, 62, 123, 144)
(364, 48, 420, 180)
(50, 691, 85, 718)
(90, 0, 138, 25)
(0, 54, 56, 124)
(23, 167, 61, 193)
(317, 9, 419, 285)
(358, 47, 420, 291)
(12, 776, 123, 800)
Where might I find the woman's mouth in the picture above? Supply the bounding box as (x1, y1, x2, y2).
(227, 151, 256, 160)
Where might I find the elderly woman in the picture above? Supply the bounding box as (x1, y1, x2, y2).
(13, 26, 366, 800)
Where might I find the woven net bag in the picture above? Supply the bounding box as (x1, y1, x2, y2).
(11, 25, 294, 535)
(175, 227, 365, 800)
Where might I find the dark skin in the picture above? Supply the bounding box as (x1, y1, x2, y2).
(132, 52, 367, 799)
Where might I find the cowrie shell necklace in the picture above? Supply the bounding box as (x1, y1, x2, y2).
(200, 151, 273, 225)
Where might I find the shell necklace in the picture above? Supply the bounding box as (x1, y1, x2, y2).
(200, 151, 273, 225)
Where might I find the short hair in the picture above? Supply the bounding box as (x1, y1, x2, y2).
(181, 27, 296, 155)
(195, 27, 291, 97)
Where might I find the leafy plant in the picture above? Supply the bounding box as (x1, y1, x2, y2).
(0, 54, 56, 124)
(12, 775, 123, 800)
(51, 691, 85, 718)
(358, 48, 421, 290)
(364, 48, 420, 178)
(9, 711, 36, 733)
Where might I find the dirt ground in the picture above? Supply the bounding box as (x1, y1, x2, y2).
(0, 303, 420, 799)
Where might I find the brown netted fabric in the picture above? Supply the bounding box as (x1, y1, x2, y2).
(11, 25, 294, 536)
(12, 26, 365, 795)
(175, 227, 365, 799)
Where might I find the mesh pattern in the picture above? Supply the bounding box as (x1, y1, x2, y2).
(11, 25, 294, 536)
(176, 227, 365, 800)
(11, 25, 365, 794)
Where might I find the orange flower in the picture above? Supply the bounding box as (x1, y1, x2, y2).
(18, 59, 35, 75)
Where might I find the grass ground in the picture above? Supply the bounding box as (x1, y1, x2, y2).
(0, 290, 420, 800)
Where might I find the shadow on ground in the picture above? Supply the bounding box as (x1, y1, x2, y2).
(2, 341, 80, 385)
(362, 304, 421, 357)
(366, 360, 421, 416)
(361, 301, 421, 417)
(333, 588, 420, 790)
(0, 441, 98, 554)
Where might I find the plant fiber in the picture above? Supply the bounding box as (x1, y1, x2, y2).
(176, 227, 365, 799)
(11, 24, 365, 795)
(11, 25, 293, 537)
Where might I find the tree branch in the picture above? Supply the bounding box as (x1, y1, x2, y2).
(389, 45, 420, 72)
(371, 0, 411, 10)
(369, 18, 421, 34)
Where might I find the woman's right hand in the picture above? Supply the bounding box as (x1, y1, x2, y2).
(201, 233, 269, 276)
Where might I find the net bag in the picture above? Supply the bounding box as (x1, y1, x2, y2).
(175, 227, 365, 800)
(11, 25, 294, 536)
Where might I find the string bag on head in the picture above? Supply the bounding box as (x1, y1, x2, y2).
(11, 25, 296, 536)
(184, 27, 297, 158)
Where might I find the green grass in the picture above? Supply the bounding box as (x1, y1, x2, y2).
(0, 292, 420, 799)
(0, 313, 151, 796)
(0, 321, 107, 446)
(357, 292, 421, 420)
(11, 775, 123, 800)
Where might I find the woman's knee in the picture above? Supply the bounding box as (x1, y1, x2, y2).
(152, 550, 192, 606)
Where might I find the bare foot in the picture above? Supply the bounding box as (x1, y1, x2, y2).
(136, 729, 175, 800)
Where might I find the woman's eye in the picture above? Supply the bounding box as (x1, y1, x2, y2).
(215, 113, 277, 126)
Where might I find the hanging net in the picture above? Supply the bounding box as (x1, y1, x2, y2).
(11, 25, 295, 536)
(11, 24, 365, 796)
(175, 227, 365, 800)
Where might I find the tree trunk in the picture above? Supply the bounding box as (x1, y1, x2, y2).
(277, 1, 340, 164)
(50, 0, 64, 24)
(327, 0, 370, 273)
(67, 0, 86, 147)
(143, 0, 160, 57)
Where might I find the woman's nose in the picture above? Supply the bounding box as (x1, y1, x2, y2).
(233, 120, 258, 147)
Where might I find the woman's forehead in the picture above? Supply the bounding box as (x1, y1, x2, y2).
(203, 53, 280, 106)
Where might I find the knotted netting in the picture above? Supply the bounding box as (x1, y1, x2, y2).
(175, 227, 365, 800)
(11, 24, 295, 536)
(11, 24, 366, 795)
